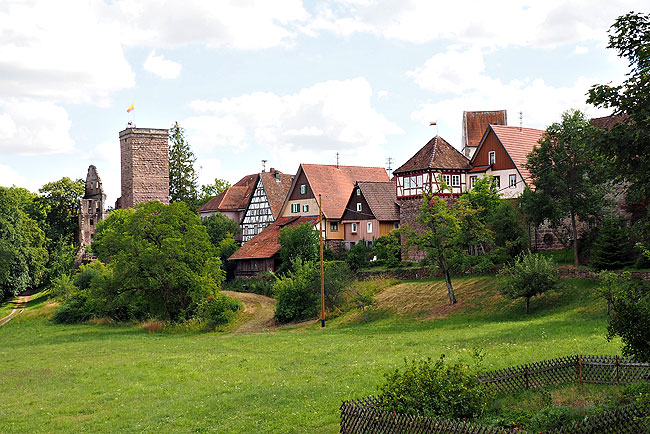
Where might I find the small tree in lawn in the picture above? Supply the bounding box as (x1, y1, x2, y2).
(498, 253, 559, 314)
(415, 192, 461, 305)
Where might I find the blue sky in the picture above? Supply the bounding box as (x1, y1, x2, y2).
(0, 0, 643, 205)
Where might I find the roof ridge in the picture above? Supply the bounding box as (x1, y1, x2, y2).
(428, 136, 437, 168)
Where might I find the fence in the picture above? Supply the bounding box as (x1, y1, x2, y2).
(340, 355, 650, 434)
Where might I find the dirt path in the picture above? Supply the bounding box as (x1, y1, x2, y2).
(223, 291, 277, 333)
(0, 290, 33, 327)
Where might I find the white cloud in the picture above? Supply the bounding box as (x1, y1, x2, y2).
(0, 164, 27, 189)
(305, 0, 647, 49)
(0, 100, 75, 155)
(185, 78, 403, 173)
(407, 47, 488, 94)
(114, 0, 310, 50)
(143, 51, 182, 79)
(574, 45, 589, 55)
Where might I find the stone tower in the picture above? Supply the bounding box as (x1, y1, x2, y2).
(115, 127, 170, 209)
(78, 165, 106, 248)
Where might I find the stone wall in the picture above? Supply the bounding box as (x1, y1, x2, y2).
(117, 128, 169, 209)
(557, 267, 650, 281)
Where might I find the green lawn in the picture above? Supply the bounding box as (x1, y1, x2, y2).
(0, 277, 621, 433)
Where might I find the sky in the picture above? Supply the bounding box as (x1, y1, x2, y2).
(0, 0, 644, 206)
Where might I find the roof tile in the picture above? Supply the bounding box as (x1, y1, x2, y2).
(462, 110, 507, 149)
(357, 181, 399, 221)
(393, 136, 471, 175)
(489, 125, 545, 183)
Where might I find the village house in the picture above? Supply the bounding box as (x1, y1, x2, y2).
(340, 181, 399, 249)
(468, 125, 545, 198)
(461, 110, 507, 159)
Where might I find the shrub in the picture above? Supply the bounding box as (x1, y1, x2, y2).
(498, 253, 560, 314)
(591, 217, 632, 270)
(196, 293, 242, 327)
(346, 241, 370, 271)
(527, 405, 579, 432)
(50, 274, 76, 299)
(52, 294, 93, 324)
(378, 355, 490, 420)
(373, 231, 401, 267)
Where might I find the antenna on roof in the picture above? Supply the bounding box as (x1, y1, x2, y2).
(336, 152, 339, 169)
(261, 159, 267, 172)
(386, 157, 393, 177)
(429, 120, 438, 136)
(519, 111, 523, 133)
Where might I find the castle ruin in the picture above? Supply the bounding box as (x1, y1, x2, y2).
(115, 127, 169, 209)
(78, 165, 107, 248)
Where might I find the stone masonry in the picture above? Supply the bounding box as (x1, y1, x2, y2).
(116, 127, 169, 209)
(78, 165, 106, 248)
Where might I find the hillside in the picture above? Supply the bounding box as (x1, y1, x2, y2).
(0, 276, 619, 433)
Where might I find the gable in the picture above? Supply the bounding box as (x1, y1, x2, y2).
(471, 128, 517, 171)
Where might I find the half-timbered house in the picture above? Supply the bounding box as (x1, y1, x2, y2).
(240, 168, 293, 243)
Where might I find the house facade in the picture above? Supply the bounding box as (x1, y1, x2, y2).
(341, 181, 399, 248)
(240, 169, 293, 243)
(468, 125, 545, 199)
(280, 164, 390, 249)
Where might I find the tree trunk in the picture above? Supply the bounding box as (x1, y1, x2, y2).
(525, 297, 530, 314)
(571, 210, 580, 267)
(440, 254, 456, 305)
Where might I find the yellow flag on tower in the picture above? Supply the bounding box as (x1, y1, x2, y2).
(127, 104, 134, 113)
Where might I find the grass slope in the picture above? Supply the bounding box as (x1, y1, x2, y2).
(0, 277, 620, 433)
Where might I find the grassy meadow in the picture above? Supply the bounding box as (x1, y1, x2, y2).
(0, 277, 621, 433)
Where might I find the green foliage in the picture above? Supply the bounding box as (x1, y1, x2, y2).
(373, 230, 401, 267)
(378, 355, 490, 420)
(346, 241, 370, 271)
(89, 201, 224, 322)
(489, 201, 529, 258)
(528, 405, 580, 432)
(224, 276, 275, 297)
(216, 234, 239, 280)
(169, 122, 200, 209)
(50, 273, 76, 299)
(588, 12, 650, 202)
(0, 186, 48, 300)
(601, 271, 650, 361)
(273, 260, 353, 323)
(43, 236, 76, 284)
(202, 213, 240, 246)
(52, 294, 93, 324)
(591, 217, 633, 270)
(277, 222, 319, 274)
(523, 109, 610, 266)
(498, 253, 560, 314)
(196, 293, 242, 327)
(198, 178, 231, 206)
(37, 177, 85, 244)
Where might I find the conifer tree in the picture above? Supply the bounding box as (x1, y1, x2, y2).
(169, 122, 199, 209)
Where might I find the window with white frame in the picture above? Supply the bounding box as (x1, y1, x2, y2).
(489, 151, 496, 165)
(302, 204, 309, 212)
(356, 188, 360, 195)
(493, 176, 500, 189)
(356, 202, 362, 212)
(351, 223, 357, 233)
(470, 176, 477, 188)
(451, 174, 460, 187)
(367, 222, 372, 233)
(509, 174, 517, 188)
(300, 184, 306, 194)
(291, 203, 299, 213)
(442, 174, 451, 186)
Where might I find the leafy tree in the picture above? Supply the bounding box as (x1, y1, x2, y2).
(37, 177, 85, 244)
(489, 200, 529, 258)
(415, 193, 462, 305)
(0, 187, 48, 300)
(216, 234, 239, 280)
(461, 176, 501, 224)
(169, 122, 200, 209)
(497, 253, 559, 314)
(600, 271, 650, 361)
(92, 201, 223, 321)
(198, 178, 231, 206)
(588, 12, 650, 202)
(454, 194, 493, 257)
(202, 213, 240, 247)
(277, 222, 319, 274)
(346, 240, 370, 271)
(523, 109, 609, 266)
(373, 230, 401, 267)
(591, 217, 632, 270)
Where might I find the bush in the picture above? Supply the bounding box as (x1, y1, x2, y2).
(378, 355, 490, 420)
(50, 274, 76, 299)
(528, 405, 579, 432)
(373, 231, 401, 267)
(196, 293, 242, 327)
(346, 241, 370, 271)
(591, 217, 632, 270)
(498, 253, 559, 314)
(225, 276, 275, 297)
(52, 294, 93, 324)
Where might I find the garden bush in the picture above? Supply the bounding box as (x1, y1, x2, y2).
(346, 241, 370, 271)
(372, 231, 401, 267)
(378, 355, 490, 420)
(196, 293, 242, 327)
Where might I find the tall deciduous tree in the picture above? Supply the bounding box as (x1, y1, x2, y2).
(523, 109, 608, 266)
(588, 12, 650, 201)
(199, 178, 231, 206)
(37, 177, 85, 244)
(169, 122, 200, 209)
(415, 193, 461, 305)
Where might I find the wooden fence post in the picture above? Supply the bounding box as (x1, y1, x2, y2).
(578, 355, 583, 387)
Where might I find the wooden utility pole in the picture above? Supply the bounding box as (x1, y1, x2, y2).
(319, 194, 325, 327)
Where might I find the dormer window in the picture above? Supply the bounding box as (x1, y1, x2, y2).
(489, 151, 496, 165)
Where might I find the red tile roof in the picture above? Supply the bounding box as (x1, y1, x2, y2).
(468, 165, 490, 173)
(591, 114, 629, 130)
(260, 170, 293, 219)
(300, 164, 389, 219)
(489, 125, 545, 183)
(228, 216, 318, 260)
(357, 181, 399, 221)
(393, 136, 471, 175)
(196, 173, 258, 212)
(462, 110, 507, 149)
